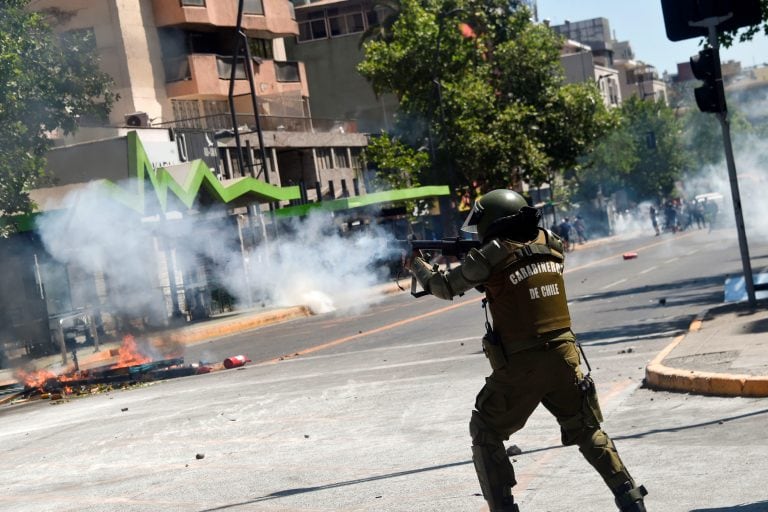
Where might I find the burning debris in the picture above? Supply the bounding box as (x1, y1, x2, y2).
(7, 335, 214, 403)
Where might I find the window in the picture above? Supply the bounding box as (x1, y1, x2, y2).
(275, 61, 300, 82)
(181, 0, 205, 6)
(297, 5, 371, 42)
(334, 148, 349, 168)
(316, 148, 332, 170)
(249, 38, 274, 60)
(243, 0, 264, 15)
(298, 18, 328, 42)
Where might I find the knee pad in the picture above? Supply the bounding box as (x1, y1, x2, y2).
(579, 429, 634, 489)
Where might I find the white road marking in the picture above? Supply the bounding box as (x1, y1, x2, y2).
(600, 278, 627, 290)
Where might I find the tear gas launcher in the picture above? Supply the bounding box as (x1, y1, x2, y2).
(391, 237, 481, 297)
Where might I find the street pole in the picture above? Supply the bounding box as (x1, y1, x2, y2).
(694, 20, 757, 307)
(717, 110, 756, 307)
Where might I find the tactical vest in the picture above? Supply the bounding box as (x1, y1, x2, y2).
(484, 229, 572, 352)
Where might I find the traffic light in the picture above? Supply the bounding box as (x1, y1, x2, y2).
(690, 48, 726, 114)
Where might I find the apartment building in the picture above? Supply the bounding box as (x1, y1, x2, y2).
(29, 0, 368, 204)
(551, 17, 668, 105)
(558, 38, 622, 108)
(284, 0, 399, 134)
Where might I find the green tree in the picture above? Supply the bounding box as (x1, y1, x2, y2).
(358, 0, 612, 193)
(681, 107, 753, 173)
(0, 0, 116, 236)
(578, 97, 687, 204)
(364, 132, 430, 190)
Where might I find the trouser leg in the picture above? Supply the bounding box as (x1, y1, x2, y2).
(543, 342, 647, 510)
(469, 411, 518, 511)
(574, 427, 634, 490)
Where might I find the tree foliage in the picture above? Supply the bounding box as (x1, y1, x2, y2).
(718, 0, 768, 47)
(577, 97, 687, 204)
(0, 0, 116, 235)
(357, 0, 612, 194)
(364, 132, 430, 190)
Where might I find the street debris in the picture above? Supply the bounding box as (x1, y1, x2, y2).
(6, 334, 213, 404)
(223, 355, 251, 369)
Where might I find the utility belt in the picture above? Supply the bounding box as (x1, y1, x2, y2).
(521, 337, 571, 352)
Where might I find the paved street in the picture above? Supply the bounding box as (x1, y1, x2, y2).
(2, 227, 768, 512)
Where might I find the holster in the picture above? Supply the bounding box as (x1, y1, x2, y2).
(482, 329, 507, 370)
(578, 374, 604, 424)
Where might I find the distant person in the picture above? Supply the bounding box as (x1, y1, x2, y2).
(649, 206, 660, 236)
(693, 201, 705, 229)
(704, 199, 719, 232)
(663, 201, 677, 233)
(559, 217, 573, 251)
(574, 215, 588, 244)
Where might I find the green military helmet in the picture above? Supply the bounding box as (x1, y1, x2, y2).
(461, 189, 537, 241)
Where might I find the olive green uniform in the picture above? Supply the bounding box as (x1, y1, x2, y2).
(411, 228, 640, 511)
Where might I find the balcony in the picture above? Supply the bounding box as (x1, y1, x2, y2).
(155, 113, 359, 134)
(152, 0, 298, 38)
(165, 54, 308, 99)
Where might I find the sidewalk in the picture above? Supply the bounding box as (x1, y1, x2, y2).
(645, 299, 768, 397)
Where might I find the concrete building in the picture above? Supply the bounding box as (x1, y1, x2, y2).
(29, 0, 370, 205)
(558, 39, 621, 108)
(284, 0, 398, 134)
(551, 17, 668, 105)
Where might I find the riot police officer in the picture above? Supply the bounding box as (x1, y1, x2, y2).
(410, 189, 647, 512)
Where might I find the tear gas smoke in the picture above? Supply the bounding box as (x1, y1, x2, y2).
(220, 212, 398, 315)
(35, 180, 400, 335)
(600, 130, 768, 242)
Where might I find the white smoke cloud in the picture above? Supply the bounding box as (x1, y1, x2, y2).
(35, 180, 400, 335)
(681, 132, 768, 242)
(227, 212, 397, 315)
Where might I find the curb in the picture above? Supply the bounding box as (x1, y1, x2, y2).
(150, 306, 313, 346)
(645, 313, 768, 397)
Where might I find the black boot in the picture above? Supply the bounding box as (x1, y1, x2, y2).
(613, 481, 648, 511)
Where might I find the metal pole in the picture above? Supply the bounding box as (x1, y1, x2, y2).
(704, 25, 757, 307)
(227, 28, 245, 177)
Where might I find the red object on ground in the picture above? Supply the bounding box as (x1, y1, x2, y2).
(223, 355, 252, 369)
(623, 252, 638, 260)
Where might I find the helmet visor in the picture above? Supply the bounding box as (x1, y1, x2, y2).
(460, 201, 483, 233)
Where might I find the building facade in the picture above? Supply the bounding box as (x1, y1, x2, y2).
(551, 17, 668, 105)
(30, 0, 369, 205)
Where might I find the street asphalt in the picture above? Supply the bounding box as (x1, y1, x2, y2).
(2, 236, 768, 512)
